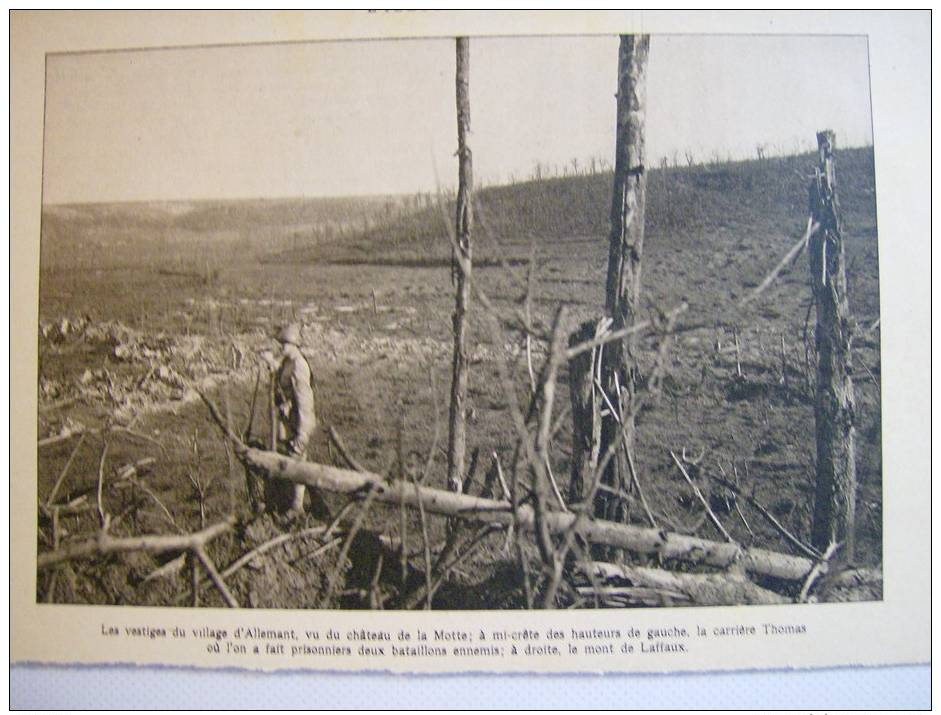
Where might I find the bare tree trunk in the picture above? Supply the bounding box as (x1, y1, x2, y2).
(598, 34, 650, 528)
(808, 130, 857, 561)
(447, 37, 474, 493)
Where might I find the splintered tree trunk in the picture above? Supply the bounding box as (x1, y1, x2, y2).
(568, 320, 603, 505)
(447, 37, 473, 493)
(808, 130, 857, 561)
(598, 34, 650, 527)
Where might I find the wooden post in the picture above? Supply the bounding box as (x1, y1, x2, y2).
(598, 34, 650, 526)
(808, 130, 857, 561)
(446, 37, 474, 494)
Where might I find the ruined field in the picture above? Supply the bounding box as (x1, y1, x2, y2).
(36, 149, 882, 609)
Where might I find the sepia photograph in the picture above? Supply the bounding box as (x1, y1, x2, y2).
(34, 31, 885, 614)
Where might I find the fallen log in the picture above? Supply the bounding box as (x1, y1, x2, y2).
(575, 585, 690, 607)
(580, 561, 789, 606)
(239, 447, 815, 582)
(194, 389, 818, 582)
(813, 565, 883, 602)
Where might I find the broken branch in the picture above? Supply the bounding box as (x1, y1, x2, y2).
(328, 426, 367, 472)
(37, 518, 235, 569)
(565, 302, 688, 361)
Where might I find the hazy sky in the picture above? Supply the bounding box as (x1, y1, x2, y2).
(43, 34, 872, 204)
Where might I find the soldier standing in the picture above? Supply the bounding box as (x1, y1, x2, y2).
(265, 322, 317, 514)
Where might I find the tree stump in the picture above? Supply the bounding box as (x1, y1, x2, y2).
(568, 319, 604, 506)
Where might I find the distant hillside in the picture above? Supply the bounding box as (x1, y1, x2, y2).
(40, 193, 415, 271)
(42, 194, 406, 232)
(269, 147, 876, 267)
(40, 147, 876, 281)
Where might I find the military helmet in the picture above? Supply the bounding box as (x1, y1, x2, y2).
(277, 322, 301, 346)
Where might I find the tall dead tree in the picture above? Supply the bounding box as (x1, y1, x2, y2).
(808, 130, 857, 561)
(597, 34, 650, 526)
(446, 37, 473, 493)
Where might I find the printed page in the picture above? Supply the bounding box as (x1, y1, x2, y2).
(11, 10, 930, 674)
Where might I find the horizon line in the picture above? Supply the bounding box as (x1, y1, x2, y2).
(42, 142, 873, 208)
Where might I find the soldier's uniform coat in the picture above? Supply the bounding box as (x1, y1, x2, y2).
(275, 345, 317, 457)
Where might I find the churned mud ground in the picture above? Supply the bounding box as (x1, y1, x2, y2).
(36, 149, 881, 608)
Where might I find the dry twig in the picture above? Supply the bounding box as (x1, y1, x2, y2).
(328, 426, 367, 472)
(625, 446, 657, 528)
(409, 472, 434, 610)
(319, 486, 378, 608)
(565, 303, 688, 362)
(670, 450, 734, 543)
(701, 469, 820, 560)
(799, 541, 841, 602)
(194, 545, 239, 608)
(96, 442, 110, 529)
(45, 432, 87, 508)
